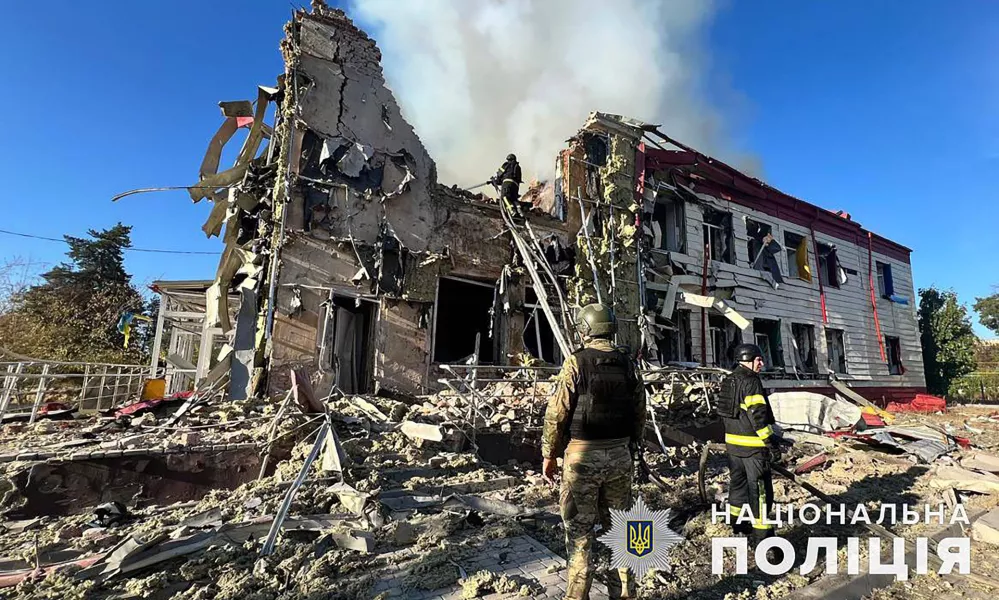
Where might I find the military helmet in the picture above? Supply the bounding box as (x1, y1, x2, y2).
(506, 153, 517, 162)
(576, 303, 617, 338)
(733, 343, 764, 363)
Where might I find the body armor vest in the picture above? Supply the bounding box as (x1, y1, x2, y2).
(569, 348, 637, 441)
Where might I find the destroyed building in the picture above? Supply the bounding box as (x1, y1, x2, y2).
(157, 4, 925, 406)
(7, 5, 998, 600)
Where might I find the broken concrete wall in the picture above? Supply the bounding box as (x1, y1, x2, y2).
(373, 299, 429, 395)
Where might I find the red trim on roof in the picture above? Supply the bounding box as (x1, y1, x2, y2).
(645, 148, 912, 263)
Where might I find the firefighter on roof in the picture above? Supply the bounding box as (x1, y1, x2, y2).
(490, 153, 526, 216)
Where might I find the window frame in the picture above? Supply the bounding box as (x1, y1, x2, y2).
(885, 335, 903, 375)
(790, 322, 818, 373)
(876, 262, 894, 299)
(825, 328, 848, 374)
(816, 242, 840, 289)
(784, 231, 807, 281)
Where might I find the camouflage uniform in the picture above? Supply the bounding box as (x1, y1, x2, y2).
(542, 338, 646, 599)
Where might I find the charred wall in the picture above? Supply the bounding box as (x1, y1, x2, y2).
(266, 6, 568, 397)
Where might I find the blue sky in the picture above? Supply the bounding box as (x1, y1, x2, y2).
(1, 1, 996, 334)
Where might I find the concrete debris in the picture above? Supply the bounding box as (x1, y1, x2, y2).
(960, 450, 999, 473)
(400, 421, 444, 442)
(929, 465, 999, 494)
(972, 508, 999, 546)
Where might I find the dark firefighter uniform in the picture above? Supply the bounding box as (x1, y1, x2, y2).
(542, 304, 645, 599)
(492, 153, 526, 215)
(717, 359, 778, 539)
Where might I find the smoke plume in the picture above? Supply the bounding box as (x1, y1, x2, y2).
(350, 0, 728, 186)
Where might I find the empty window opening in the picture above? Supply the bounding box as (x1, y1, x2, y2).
(747, 219, 783, 284)
(652, 195, 686, 253)
(826, 329, 847, 374)
(702, 207, 734, 264)
(709, 314, 743, 369)
(656, 310, 692, 364)
(753, 318, 784, 370)
(524, 288, 562, 364)
(319, 295, 376, 394)
(784, 232, 810, 281)
(790, 323, 818, 374)
(876, 262, 895, 299)
(433, 277, 496, 364)
(885, 335, 904, 375)
(816, 242, 844, 289)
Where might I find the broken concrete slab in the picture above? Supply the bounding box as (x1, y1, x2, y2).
(929, 464, 999, 494)
(400, 420, 444, 442)
(329, 529, 374, 553)
(972, 508, 999, 546)
(960, 450, 999, 474)
(443, 494, 527, 517)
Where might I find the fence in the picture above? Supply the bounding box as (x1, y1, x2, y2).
(0, 359, 162, 423)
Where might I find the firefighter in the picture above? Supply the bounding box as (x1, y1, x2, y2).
(541, 303, 645, 599)
(491, 153, 526, 216)
(716, 343, 782, 543)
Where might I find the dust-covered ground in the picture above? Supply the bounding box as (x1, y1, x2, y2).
(3, 395, 999, 599)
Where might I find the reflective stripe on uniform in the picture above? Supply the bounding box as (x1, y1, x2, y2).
(725, 433, 767, 447)
(755, 484, 773, 529)
(740, 394, 766, 409)
(728, 505, 742, 516)
(503, 178, 517, 184)
(756, 425, 772, 439)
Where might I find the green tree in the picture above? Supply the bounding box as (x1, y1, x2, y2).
(974, 291, 999, 336)
(0, 224, 150, 363)
(918, 287, 977, 396)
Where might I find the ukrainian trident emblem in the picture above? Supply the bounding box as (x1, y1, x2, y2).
(627, 520, 653, 557)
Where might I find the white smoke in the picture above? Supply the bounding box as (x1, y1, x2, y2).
(349, 0, 729, 186)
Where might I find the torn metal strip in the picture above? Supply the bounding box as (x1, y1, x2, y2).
(260, 421, 329, 556)
(191, 87, 272, 203)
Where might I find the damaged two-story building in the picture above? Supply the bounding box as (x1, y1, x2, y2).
(154, 3, 925, 406)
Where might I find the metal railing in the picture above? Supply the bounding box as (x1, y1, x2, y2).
(0, 359, 163, 423)
(438, 364, 560, 427)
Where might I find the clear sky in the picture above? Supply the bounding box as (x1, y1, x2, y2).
(1, 1, 996, 334)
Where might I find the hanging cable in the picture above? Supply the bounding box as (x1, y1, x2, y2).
(0, 228, 220, 255)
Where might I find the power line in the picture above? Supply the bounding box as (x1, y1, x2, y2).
(0, 228, 221, 256)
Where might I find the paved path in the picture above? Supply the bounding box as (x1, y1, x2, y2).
(370, 534, 611, 600)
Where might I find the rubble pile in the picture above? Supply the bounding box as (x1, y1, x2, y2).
(7, 377, 999, 599)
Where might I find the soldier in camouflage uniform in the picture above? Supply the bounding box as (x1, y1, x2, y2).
(542, 303, 646, 600)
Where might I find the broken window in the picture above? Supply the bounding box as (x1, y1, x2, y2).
(826, 329, 847, 374)
(747, 218, 783, 285)
(701, 207, 733, 264)
(524, 288, 562, 364)
(709, 314, 743, 368)
(432, 277, 496, 364)
(790, 323, 818, 374)
(753, 318, 784, 370)
(816, 242, 845, 289)
(885, 335, 904, 375)
(784, 232, 810, 281)
(319, 296, 375, 394)
(657, 310, 692, 364)
(876, 262, 894, 299)
(652, 195, 686, 253)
